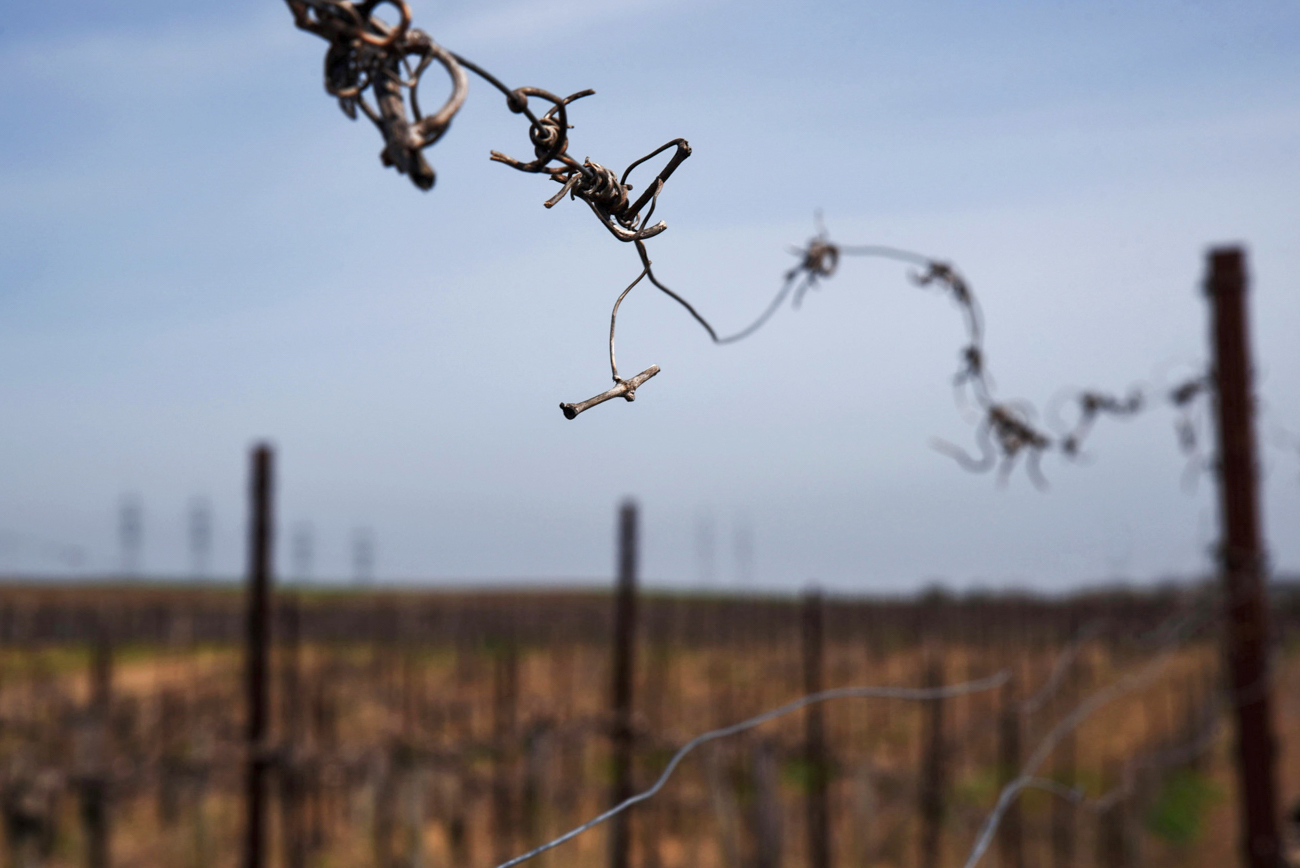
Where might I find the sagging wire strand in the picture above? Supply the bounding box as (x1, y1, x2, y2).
(707, 214, 1214, 487)
(492, 595, 1220, 868)
(963, 672, 1225, 868)
(284, 0, 1222, 482)
(961, 590, 1224, 868)
(488, 671, 1012, 868)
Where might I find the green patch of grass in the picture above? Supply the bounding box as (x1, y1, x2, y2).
(782, 756, 837, 792)
(1145, 769, 1221, 846)
(953, 766, 1001, 807)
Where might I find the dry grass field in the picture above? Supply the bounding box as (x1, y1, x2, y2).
(0, 584, 1297, 868)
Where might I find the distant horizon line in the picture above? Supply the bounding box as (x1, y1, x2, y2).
(1, 572, 1288, 602)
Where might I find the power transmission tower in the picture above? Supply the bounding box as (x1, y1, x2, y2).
(189, 496, 213, 579)
(351, 527, 375, 586)
(118, 494, 143, 578)
(290, 521, 314, 585)
(732, 517, 755, 587)
(694, 509, 716, 587)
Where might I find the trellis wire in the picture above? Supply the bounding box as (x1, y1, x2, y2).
(283, 1, 1229, 492)
(490, 671, 1012, 868)
(962, 687, 1222, 867)
(960, 602, 1215, 868)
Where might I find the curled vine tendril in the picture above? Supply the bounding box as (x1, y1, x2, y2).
(286, 4, 1225, 485)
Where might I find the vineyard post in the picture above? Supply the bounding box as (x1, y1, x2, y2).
(81, 617, 113, 868)
(751, 738, 784, 868)
(918, 650, 945, 868)
(492, 633, 520, 865)
(159, 689, 183, 826)
(996, 677, 1023, 868)
(641, 600, 671, 868)
(1050, 659, 1081, 868)
(802, 588, 830, 868)
(1206, 247, 1282, 868)
(1096, 762, 1133, 867)
(243, 443, 274, 868)
(609, 499, 639, 868)
(280, 596, 305, 868)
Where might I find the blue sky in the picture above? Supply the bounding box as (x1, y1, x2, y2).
(1, 0, 1298, 591)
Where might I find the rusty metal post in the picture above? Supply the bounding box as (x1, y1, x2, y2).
(81, 620, 113, 868)
(280, 597, 305, 868)
(492, 636, 520, 866)
(609, 499, 639, 868)
(243, 444, 274, 868)
(1050, 661, 1081, 868)
(996, 677, 1023, 868)
(750, 738, 783, 868)
(1095, 762, 1134, 868)
(917, 652, 945, 868)
(1206, 247, 1282, 868)
(802, 588, 830, 868)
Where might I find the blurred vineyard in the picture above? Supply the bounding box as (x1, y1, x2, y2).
(2, 582, 1300, 868)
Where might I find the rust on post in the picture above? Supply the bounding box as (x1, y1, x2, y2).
(1206, 247, 1282, 868)
(244, 443, 274, 868)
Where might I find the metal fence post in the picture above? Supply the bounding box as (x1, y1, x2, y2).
(1206, 247, 1281, 868)
(609, 499, 639, 868)
(243, 443, 274, 868)
(802, 588, 830, 868)
(918, 651, 945, 868)
(996, 677, 1023, 868)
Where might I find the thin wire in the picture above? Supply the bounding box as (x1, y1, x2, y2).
(716, 273, 805, 345)
(960, 606, 1212, 868)
(635, 240, 720, 342)
(838, 244, 934, 266)
(292, 5, 1224, 446)
(491, 670, 1011, 868)
(1019, 619, 1106, 715)
(1090, 706, 1221, 811)
(608, 268, 650, 382)
(969, 687, 1220, 851)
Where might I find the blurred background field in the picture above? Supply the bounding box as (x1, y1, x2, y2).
(2, 581, 1298, 868)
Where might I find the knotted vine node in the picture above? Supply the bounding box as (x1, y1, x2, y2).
(285, 9, 1223, 468)
(288, 0, 467, 190)
(287, 0, 696, 417)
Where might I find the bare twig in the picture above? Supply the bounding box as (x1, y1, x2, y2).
(560, 367, 661, 420)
